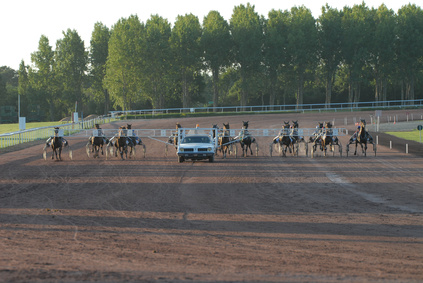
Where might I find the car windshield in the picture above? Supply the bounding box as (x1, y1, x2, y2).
(182, 136, 210, 143)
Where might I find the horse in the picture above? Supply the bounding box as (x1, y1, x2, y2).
(238, 121, 255, 157)
(88, 124, 108, 158)
(126, 124, 141, 158)
(50, 127, 63, 160)
(309, 122, 324, 143)
(219, 122, 232, 159)
(320, 121, 338, 156)
(43, 127, 69, 161)
(168, 123, 182, 147)
(347, 119, 374, 156)
(115, 126, 129, 160)
(273, 121, 294, 156)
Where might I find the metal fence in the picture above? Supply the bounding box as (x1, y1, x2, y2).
(110, 99, 423, 117)
(75, 128, 347, 139)
(0, 116, 113, 149)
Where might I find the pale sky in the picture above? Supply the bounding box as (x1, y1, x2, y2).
(1, 0, 415, 70)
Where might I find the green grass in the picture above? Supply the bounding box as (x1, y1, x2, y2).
(0, 122, 62, 135)
(386, 129, 423, 143)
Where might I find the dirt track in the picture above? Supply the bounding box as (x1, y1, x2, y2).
(1, 110, 423, 282)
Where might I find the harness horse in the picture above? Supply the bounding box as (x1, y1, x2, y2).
(235, 121, 258, 157)
(218, 122, 235, 159)
(86, 124, 108, 158)
(311, 121, 342, 157)
(106, 126, 132, 160)
(272, 121, 296, 157)
(43, 127, 72, 161)
(126, 124, 146, 158)
(346, 119, 376, 157)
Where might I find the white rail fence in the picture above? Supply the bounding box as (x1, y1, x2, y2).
(74, 128, 348, 139)
(110, 99, 423, 117)
(0, 116, 113, 149)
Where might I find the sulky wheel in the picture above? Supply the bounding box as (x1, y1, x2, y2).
(269, 144, 273, 157)
(346, 144, 349, 157)
(142, 144, 146, 158)
(255, 143, 259, 156)
(373, 143, 377, 156)
(339, 143, 343, 157)
(86, 142, 91, 158)
(130, 146, 136, 159)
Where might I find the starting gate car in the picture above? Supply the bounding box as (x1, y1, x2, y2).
(177, 128, 218, 163)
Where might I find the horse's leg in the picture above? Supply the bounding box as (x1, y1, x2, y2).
(354, 142, 358, 155)
(249, 143, 253, 155)
(119, 147, 124, 160)
(58, 147, 62, 160)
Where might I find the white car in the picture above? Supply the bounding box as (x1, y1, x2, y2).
(177, 134, 215, 163)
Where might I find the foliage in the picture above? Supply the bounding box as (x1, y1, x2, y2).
(89, 22, 111, 114)
(1, 2, 422, 122)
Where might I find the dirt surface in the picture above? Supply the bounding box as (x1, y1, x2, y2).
(1, 110, 423, 282)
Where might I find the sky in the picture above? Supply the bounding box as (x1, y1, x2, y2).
(1, 0, 416, 70)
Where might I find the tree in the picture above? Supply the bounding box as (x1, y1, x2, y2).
(104, 15, 144, 111)
(286, 6, 318, 107)
(230, 3, 263, 107)
(170, 13, 203, 109)
(30, 35, 57, 120)
(201, 10, 232, 110)
(89, 22, 111, 114)
(368, 5, 396, 103)
(341, 3, 372, 103)
(55, 29, 88, 115)
(143, 15, 172, 109)
(318, 5, 343, 107)
(396, 4, 423, 103)
(263, 9, 289, 108)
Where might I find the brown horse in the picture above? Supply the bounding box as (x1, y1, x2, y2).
(51, 128, 63, 160)
(320, 121, 338, 156)
(88, 124, 108, 158)
(115, 126, 128, 160)
(273, 121, 294, 156)
(168, 123, 182, 147)
(219, 122, 231, 158)
(347, 119, 374, 156)
(238, 121, 255, 157)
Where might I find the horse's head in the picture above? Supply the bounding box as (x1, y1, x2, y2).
(176, 123, 182, 129)
(292, 121, 298, 128)
(95, 124, 101, 129)
(318, 122, 323, 129)
(53, 127, 60, 136)
(242, 121, 249, 129)
(118, 126, 127, 137)
(223, 123, 230, 130)
(283, 121, 290, 129)
(325, 121, 332, 129)
(127, 124, 132, 129)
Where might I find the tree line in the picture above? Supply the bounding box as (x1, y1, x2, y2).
(1, 2, 422, 121)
